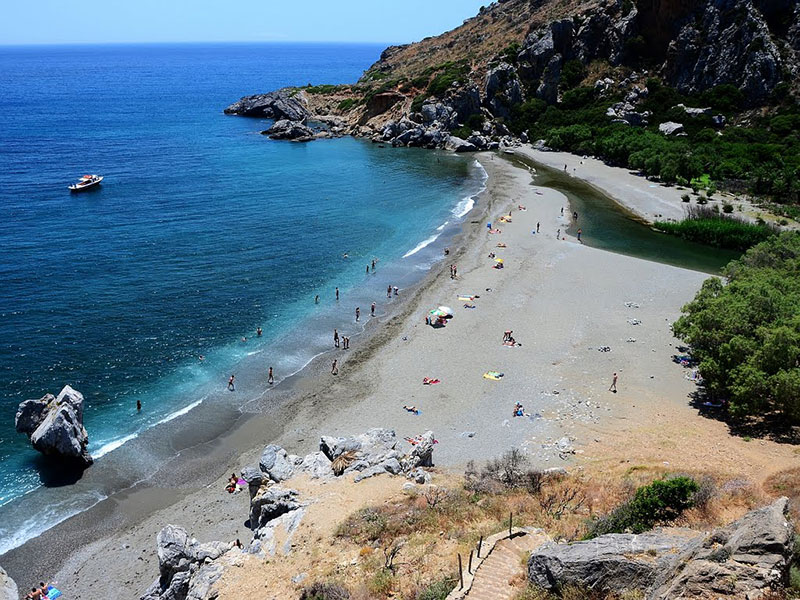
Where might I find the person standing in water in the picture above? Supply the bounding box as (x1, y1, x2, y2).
(228, 375, 235, 391)
(315, 295, 319, 304)
(366, 265, 369, 275)
(355, 307, 360, 322)
(609, 372, 618, 393)
(268, 367, 274, 385)
(335, 287, 339, 301)
(387, 285, 392, 299)
(371, 258, 376, 271)
(393, 286, 398, 296)
(256, 327, 262, 337)
(137, 400, 142, 412)
(334, 328, 339, 348)
(371, 302, 376, 317)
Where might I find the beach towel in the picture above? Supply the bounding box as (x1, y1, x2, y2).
(458, 296, 474, 301)
(483, 371, 504, 380)
(46, 588, 63, 600)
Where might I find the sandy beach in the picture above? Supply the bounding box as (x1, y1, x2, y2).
(4, 148, 798, 599)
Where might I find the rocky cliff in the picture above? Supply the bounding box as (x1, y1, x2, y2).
(226, 0, 799, 151)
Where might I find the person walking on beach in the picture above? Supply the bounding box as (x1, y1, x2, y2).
(609, 372, 618, 393)
(331, 359, 338, 375)
(268, 367, 274, 385)
(334, 329, 340, 348)
(345, 336, 350, 349)
(536, 222, 540, 233)
(228, 375, 235, 391)
(371, 302, 376, 317)
(452, 265, 457, 278)
(577, 228, 582, 242)
(561, 207, 564, 215)
(556, 228, 560, 239)
(355, 307, 360, 322)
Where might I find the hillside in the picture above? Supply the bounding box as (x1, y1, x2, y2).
(226, 0, 800, 205)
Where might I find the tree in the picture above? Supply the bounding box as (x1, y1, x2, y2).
(673, 233, 800, 421)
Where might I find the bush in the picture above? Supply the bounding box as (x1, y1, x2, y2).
(410, 94, 428, 114)
(368, 569, 394, 597)
(696, 196, 708, 205)
(337, 98, 357, 112)
(722, 203, 734, 213)
(681, 194, 691, 203)
(560, 59, 586, 89)
(450, 126, 472, 140)
(416, 576, 457, 600)
(672, 232, 800, 420)
(300, 582, 350, 600)
(465, 449, 545, 494)
(587, 477, 699, 537)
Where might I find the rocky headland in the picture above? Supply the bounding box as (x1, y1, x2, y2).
(225, 0, 800, 152)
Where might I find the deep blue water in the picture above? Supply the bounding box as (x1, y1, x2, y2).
(0, 43, 484, 551)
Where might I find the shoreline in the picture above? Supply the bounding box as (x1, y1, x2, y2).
(5, 148, 797, 599)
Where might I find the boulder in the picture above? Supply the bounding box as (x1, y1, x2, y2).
(0, 566, 18, 600)
(299, 451, 334, 480)
(319, 428, 398, 461)
(420, 102, 454, 126)
(259, 444, 295, 482)
(249, 486, 302, 531)
(262, 119, 315, 141)
(224, 88, 310, 122)
(16, 385, 92, 467)
(528, 498, 794, 599)
(659, 121, 684, 136)
(484, 62, 523, 118)
(675, 104, 712, 117)
(444, 135, 476, 152)
(528, 528, 705, 594)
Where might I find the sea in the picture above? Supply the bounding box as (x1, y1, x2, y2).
(0, 43, 487, 554)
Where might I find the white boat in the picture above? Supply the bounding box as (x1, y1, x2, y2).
(68, 174, 103, 192)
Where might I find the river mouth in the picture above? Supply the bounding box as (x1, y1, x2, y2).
(510, 154, 741, 274)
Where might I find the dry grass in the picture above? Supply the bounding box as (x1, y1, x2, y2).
(764, 467, 800, 522)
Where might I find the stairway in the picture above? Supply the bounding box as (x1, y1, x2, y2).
(466, 530, 550, 600)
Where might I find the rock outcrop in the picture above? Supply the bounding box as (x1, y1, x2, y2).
(140, 525, 235, 600)
(224, 89, 310, 122)
(15, 385, 92, 467)
(0, 566, 18, 600)
(262, 119, 315, 141)
(528, 497, 794, 599)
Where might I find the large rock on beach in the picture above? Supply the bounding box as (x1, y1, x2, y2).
(528, 498, 794, 599)
(249, 486, 302, 531)
(15, 385, 92, 467)
(0, 566, 18, 600)
(224, 88, 310, 122)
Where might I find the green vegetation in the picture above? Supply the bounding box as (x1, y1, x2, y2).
(654, 206, 778, 250)
(505, 79, 800, 204)
(587, 477, 699, 538)
(672, 232, 800, 421)
(560, 59, 587, 90)
(411, 94, 429, 113)
(337, 98, 357, 112)
(304, 84, 342, 95)
(417, 576, 458, 600)
(426, 60, 470, 97)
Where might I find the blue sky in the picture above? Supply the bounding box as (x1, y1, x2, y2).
(1, 0, 490, 46)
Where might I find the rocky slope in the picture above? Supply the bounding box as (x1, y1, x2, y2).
(226, 0, 799, 151)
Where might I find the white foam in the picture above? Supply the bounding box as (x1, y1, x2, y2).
(451, 160, 488, 219)
(155, 398, 204, 426)
(92, 433, 139, 459)
(0, 490, 107, 555)
(403, 233, 441, 258)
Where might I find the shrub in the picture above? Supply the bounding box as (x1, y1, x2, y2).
(653, 206, 777, 250)
(681, 194, 691, 203)
(465, 450, 545, 494)
(696, 196, 708, 205)
(337, 98, 357, 112)
(300, 581, 351, 600)
(465, 113, 485, 131)
(587, 477, 699, 537)
(450, 126, 472, 140)
(722, 203, 734, 213)
(368, 569, 394, 597)
(416, 576, 457, 600)
(560, 59, 586, 89)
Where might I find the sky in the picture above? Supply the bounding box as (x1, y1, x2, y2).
(1, 0, 490, 46)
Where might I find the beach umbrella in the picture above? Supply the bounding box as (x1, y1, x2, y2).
(494, 258, 504, 263)
(437, 306, 454, 316)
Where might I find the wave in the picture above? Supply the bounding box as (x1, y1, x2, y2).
(451, 160, 488, 219)
(155, 398, 204, 426)
(403, 233, 441, 258)
(92, 432, 139, 459)
(0, 489, 107, 555)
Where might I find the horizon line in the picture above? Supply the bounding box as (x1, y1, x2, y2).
(0, 39, 398, 49)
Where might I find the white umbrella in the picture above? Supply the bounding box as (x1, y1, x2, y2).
(437, 306, 454, 316)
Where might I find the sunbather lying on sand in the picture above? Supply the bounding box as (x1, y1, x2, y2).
(496, 243, 507, 248)
(405, 435, 439, 445)
(422, 378, 440, 385)
(518, 205, 527, 210)
(488, 228, 502, 234)
(403, 405, 420, 415)
(464, 303, 476, 309)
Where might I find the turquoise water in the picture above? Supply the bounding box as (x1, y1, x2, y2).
(0, 43, 485, 552)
